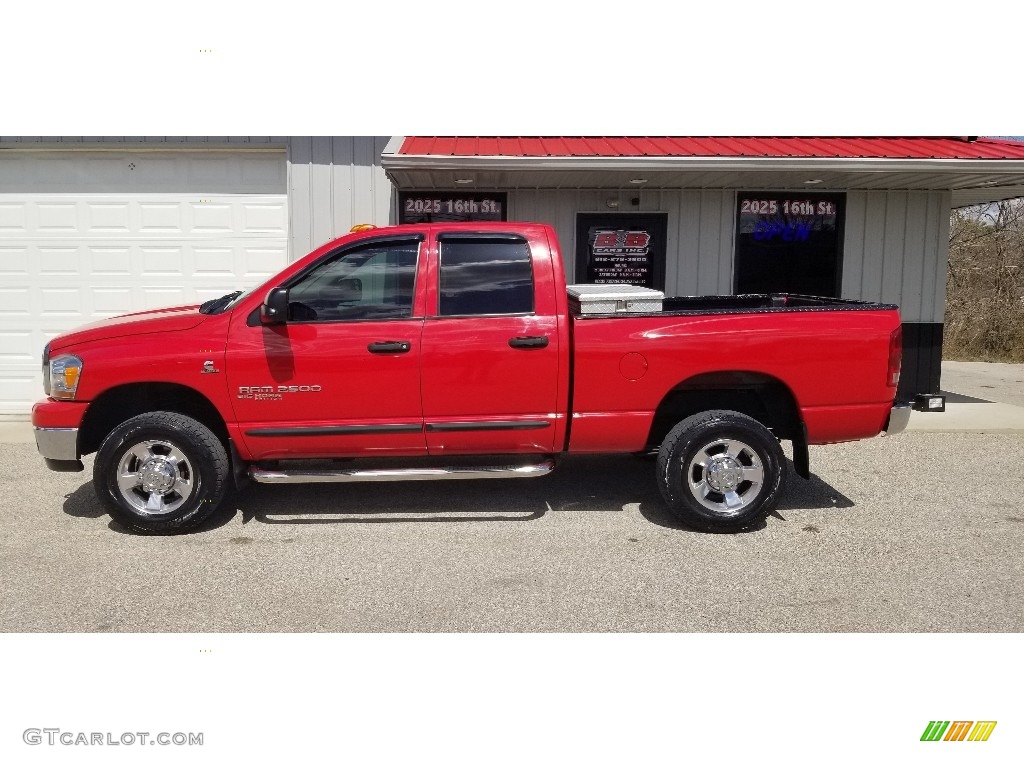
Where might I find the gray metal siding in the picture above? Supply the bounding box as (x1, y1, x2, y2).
(932, 195, 951, 324)
(841, 190, 950, 323)
(508, 189, 576, 275)
(286, 136, 395, 259)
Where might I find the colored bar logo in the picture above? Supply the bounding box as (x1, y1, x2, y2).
(921, 721, 997, 741)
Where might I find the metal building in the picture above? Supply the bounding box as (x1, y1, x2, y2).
(3, 135, 1024, 414)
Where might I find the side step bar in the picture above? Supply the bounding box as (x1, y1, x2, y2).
(249, 459, 556, 484)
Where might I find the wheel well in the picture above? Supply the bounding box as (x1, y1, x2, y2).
(646, 372, 802, 451)
(79, 383, 229, 456)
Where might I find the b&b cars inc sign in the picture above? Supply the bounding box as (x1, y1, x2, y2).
(587, 228, 654, 286)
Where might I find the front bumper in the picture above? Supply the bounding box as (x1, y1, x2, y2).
(34, 427, 79, 460)
(35, 428, 83, 470)
(32, 398, 87, 471)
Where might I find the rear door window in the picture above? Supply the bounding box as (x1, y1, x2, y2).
(437, 235, 534, 316)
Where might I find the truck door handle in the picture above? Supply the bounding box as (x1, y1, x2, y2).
(508, 335, 549, 349)
(367, 341, 411, 354)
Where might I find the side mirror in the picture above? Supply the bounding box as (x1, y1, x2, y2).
(260, 287, 290, 324)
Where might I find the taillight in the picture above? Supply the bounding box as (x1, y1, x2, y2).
(887, 326, 902, 388)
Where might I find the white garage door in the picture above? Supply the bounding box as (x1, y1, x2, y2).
(0, 150, 288, 414)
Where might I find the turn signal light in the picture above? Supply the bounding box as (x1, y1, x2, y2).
(64, 366, 81, 389)
(50, 354, 84, 400)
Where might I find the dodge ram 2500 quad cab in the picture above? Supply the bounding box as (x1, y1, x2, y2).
(33, 222, 915, 534)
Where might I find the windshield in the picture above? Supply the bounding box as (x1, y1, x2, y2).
(198, 289, 250, 315)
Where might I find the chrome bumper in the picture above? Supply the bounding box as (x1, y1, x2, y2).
(884, 404, 912, 435)
(34, 427, 80, 461)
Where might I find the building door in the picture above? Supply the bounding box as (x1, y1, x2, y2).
(574, 213, 667, 290)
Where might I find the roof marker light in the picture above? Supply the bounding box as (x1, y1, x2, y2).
(350, 224, 377, 232)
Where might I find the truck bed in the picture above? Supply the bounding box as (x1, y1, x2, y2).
(572, 292, 898, 318)
(566, 293, 903, 452)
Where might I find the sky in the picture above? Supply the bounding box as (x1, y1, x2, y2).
(3, 2, 1022, 137)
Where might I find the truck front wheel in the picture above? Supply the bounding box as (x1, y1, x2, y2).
(656, 410, 785, 533)
(93, 411, 229, 534)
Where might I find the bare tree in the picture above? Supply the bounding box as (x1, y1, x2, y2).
(945, 198, 1024, 361)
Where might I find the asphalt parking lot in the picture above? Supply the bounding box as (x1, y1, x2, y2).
(2, 402, 1023, 632)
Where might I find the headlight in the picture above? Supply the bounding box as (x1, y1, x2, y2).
(48, 353, 84, 400)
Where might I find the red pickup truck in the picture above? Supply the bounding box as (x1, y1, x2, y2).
(32, 221, 911, 534)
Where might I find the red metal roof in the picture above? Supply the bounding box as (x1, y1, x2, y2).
(398, 136, 1024, 161)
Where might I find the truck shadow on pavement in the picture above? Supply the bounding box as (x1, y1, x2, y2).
(60, 455, 854, 535)
(232, 454, 659, 528)
(232, 455, 855, 533)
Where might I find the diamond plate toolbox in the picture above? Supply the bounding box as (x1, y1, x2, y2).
(567, 284, 664, 315)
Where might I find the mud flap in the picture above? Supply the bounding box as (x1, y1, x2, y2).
(229, 438, 251, 491)
(792, 423, 810, 479)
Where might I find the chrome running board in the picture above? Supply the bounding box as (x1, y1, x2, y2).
(249, 459, 556, 484)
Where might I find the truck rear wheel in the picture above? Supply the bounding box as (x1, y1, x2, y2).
(656, 410, 785, 533)
(93, 411, 229, 534)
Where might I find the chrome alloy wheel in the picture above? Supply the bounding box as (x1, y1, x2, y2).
(116, 439, 195, 516)
(686, 439, 764, 515)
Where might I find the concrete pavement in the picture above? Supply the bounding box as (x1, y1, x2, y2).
(908, 359, 1024, 432)
(0, 420, 32, 442)
(3, 434, 1023, 632)
(941, 360, 1024, 408)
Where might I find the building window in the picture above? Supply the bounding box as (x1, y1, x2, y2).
(437, 236, 533, 316)
(734, 192, 845, 297)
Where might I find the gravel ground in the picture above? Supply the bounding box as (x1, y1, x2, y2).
(2, 432, 1022, 632)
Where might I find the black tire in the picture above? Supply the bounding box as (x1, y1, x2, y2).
(656, 410, 785, 533)
(93, 411, 229, 534)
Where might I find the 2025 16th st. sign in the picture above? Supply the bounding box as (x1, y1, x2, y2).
(399, 192, 507, 223)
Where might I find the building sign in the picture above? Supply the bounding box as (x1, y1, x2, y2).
(398, 192, 506, 224)
(734, 192, 845, 297)
(575, 214, 667, 290)
(587, 228, 654, 284)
